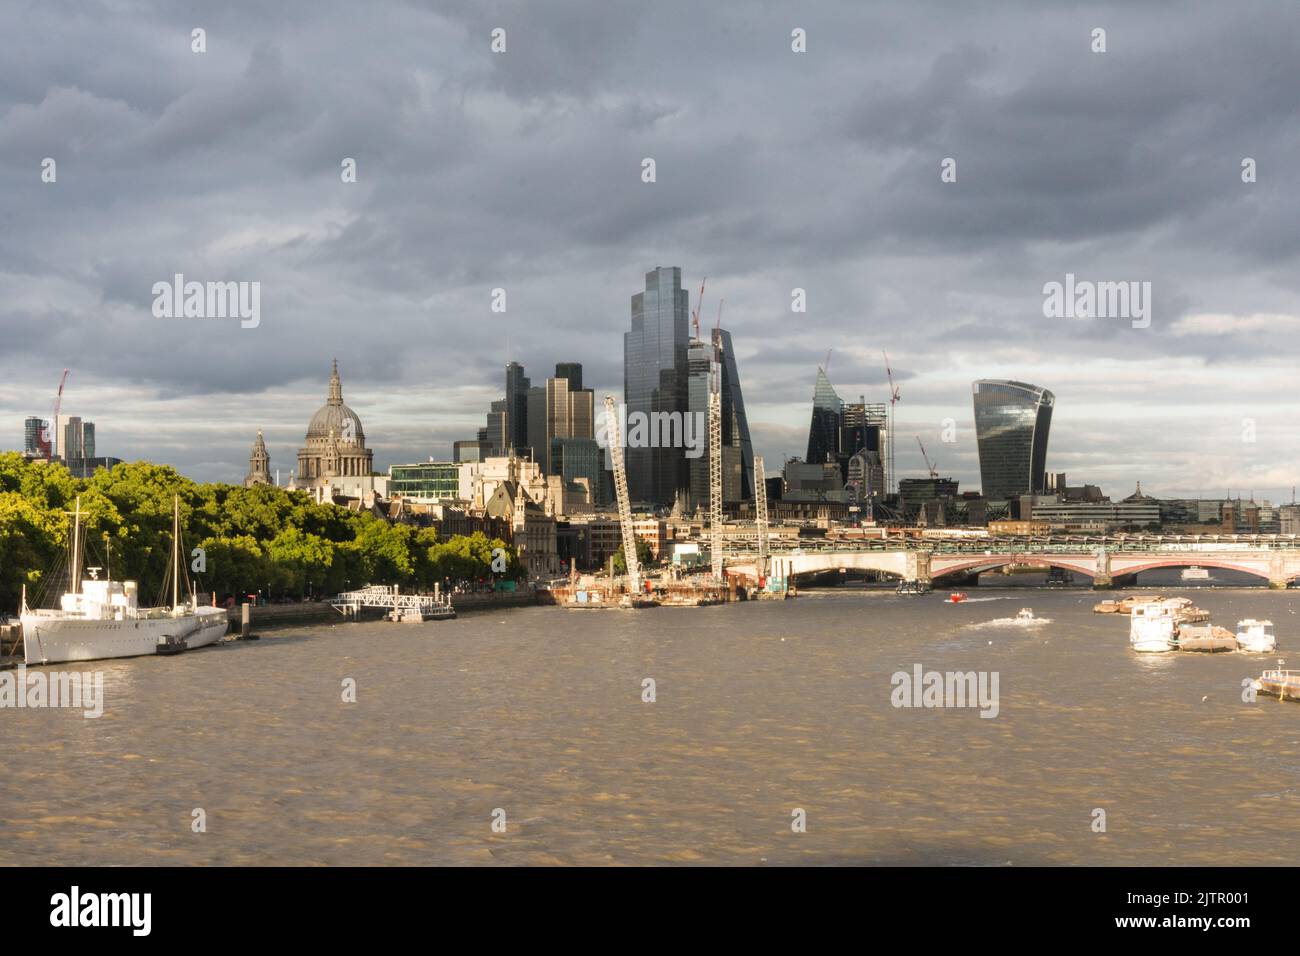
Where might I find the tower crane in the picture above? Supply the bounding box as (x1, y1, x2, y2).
(708, 351, 724, 584)
(883, 351, 900, 495)
(916, 436, 938, 479)
(50, 368, 69, 458)
(691, 277, 707, 340)
(603, 395, 640, 594)
(753, 455, 769, 584)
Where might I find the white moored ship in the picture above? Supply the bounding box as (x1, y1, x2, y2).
(1235, 619, 1276, 653)
(19, 496, 227, 665)
(1130, 601, 1178, 653)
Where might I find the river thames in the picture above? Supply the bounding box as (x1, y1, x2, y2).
(3, 582, 1297, 865)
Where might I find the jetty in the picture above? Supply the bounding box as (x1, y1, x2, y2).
(329, 585, 455, 622)
(1254, 668, 1300, 702)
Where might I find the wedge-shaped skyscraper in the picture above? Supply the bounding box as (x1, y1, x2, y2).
(972, 380, 1054, 500)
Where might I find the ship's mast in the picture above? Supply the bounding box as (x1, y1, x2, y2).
(70, 496, 82, 595)
(172, 495, 180, 611)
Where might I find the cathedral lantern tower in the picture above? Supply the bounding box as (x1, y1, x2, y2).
(245, 429, 271, 487)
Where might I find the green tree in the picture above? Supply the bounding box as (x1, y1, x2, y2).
(611, 535, 654, 575)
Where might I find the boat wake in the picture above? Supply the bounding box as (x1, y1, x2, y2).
(964, 616, 1053, 629)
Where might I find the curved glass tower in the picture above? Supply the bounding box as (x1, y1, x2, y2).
(972, 380, 1054, 500)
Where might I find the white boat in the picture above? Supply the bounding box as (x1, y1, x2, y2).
(1235, 619, 1276, 653)
(1181, 566, 1210, 581)
(1130, 601, 1177, 653)
(19, 496, 227, 665)
(1016, 608, 1035, 621)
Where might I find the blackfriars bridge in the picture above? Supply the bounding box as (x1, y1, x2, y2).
(725, 535, 1300, 589)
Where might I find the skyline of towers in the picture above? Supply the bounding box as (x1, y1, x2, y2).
(803, 366, 886, 502)
(972, 379, 1055, 501)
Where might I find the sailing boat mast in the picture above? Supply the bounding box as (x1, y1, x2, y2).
(71, 496, 82, 596)
(172, 495, 180, 611)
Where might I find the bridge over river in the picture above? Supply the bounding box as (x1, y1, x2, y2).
(725, 535, 1300, 589)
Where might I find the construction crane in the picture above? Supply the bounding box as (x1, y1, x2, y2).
(691, 277, 707, 340)
(916, 436, 938, 479)
(50, 368, 69, 458)
(603, 395, 640, 594)
(753, 455, 769, 583)
(883, 351, 900, 496)
(709, 354, 724, 584)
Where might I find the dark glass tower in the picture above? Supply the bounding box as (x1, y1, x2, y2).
(686, 327, 754, 505)
(805, 367, 842, 465)
(972, 380, 1054, 500)
(505, 361, 530, 455)
(555, 363, 583, 391)
(624, 267, 690, 506)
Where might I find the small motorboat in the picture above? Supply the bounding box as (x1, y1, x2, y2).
(1236, 619, 1277, 653)
(948, 592, 968, 604)
(156, 634, 188, 656)
(1016, 608, 1034, 622)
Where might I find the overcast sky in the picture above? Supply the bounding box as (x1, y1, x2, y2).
(3, 0, 1299, 501)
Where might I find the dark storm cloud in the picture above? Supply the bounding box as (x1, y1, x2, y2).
(2, 0, 1299, 498)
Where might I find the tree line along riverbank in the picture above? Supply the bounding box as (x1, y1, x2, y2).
(0, 453, 524, 613)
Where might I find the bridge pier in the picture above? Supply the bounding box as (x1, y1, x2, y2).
(1269, 554, 1288, 589)
(1092, 549, 1112, 589)
(905, 551, 932, 586)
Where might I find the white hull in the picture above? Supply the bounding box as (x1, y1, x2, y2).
(1130, 602, 1178, 653)
(1235, 619, 1277, 654)
(20, 608, 227, 665)
(1131, 639, 1177, 653)
(1237, 636, 1277, 653)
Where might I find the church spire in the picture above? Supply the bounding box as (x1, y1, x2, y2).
(328, 359, 343, 405)
(245, 429, 271, 487)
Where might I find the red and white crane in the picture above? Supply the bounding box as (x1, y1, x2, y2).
(50, 368, 69, 458)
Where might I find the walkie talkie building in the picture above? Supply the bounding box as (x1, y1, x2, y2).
(972, 380, 1054, 500)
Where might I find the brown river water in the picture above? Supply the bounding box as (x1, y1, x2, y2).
(2, 582, 1297, 866)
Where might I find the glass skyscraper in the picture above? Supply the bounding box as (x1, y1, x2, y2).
(505, 361, 530, 456)
(624, 267, 690, 506)
(806, 368, 841, 465)
(972, 380, 1054, 500)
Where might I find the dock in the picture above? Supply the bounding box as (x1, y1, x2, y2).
(329, 585, 456, 622)
(1255, 669, 1300, 702)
